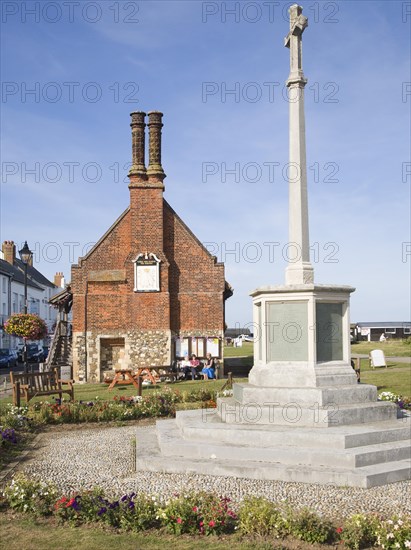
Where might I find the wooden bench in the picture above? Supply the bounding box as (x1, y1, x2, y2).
(10, 368, 74, 407)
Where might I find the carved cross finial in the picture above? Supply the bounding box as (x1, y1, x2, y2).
(284, 4, 308, 83)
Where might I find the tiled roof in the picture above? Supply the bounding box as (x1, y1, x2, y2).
(0, 259, 44, 290)
(14, 258, 56, 288)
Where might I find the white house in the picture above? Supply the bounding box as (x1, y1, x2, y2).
(0, 241, 64, 349)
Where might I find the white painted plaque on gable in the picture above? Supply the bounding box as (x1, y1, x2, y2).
(133, 253, 160, 292)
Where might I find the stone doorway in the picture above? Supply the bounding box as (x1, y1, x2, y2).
(100, 338, 126, 378)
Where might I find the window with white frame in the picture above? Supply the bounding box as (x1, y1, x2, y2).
(385, 327, 396, 334)
(404, 327, 411, 335)
(12, 293, 18, 313)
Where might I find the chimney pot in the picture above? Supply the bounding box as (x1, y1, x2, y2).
(2, 240, 16, 265)
(128, 111, 147, 183)
(147, 111, 166, 182)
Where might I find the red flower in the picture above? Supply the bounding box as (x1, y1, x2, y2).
(66, 498, 76, 508)
(192, 506, 198, 512)
(336, 527, 343, 534)
(54, 496, 68, 509)
(208, 520, 215, 527)
(176, 517, 182, 524)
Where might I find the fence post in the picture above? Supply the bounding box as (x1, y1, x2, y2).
(137, 376, 142, 397)
(15, 381, 21, 408)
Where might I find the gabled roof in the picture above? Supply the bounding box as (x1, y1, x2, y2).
(0, 259, 44, 290)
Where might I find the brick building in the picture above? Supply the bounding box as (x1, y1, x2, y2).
(71, 111, 232, 382)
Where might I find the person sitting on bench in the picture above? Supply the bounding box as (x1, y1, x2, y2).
(189, 354, 200, 380)
(201, 353, 216, 380)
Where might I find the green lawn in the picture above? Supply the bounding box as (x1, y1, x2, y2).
(358, 358, 411, 396)
(224, 342, 253, 358)
(0, 378, 248, 407)
(0, 513, 283, 550)
(351, 339, 411, 357)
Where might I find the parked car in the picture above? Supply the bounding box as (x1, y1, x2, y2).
(0, 348, 18, 368)
(17, 344, 45, 363)
(238, 334, 254, 342)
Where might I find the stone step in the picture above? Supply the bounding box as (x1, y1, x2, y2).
(158, 420, 411, 469)
(175, 410, 411, 449)
(315, 374, 358, 387)
(136, 422, 410, 488)
(216, 397, 399, 427)
(233, 383, 377, 406)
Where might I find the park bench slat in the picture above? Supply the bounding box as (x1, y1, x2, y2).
(10, 368, 74, 407)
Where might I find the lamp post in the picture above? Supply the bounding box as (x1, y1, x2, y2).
(18, 241, 33, 374)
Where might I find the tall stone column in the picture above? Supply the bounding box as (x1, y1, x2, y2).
(284, 4, 314, 285)
(128, 111, 147, 183)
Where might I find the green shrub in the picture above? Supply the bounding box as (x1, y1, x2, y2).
(238, 496, 287, 538)
(341, 513, 379, 549)
(375, 515, 411, 550)
(158, 493, 199, 535)
(159, 492, 237, 535)
(286, 507, 336, 544)
(3, 474, 57, 516)
(119, 493, 159, 532)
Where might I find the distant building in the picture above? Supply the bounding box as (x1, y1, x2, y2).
(70, 112, 232, 383)
(354, 322, 411, 342)
(225, 328, 252, 339)
(0, 241, 63, 348)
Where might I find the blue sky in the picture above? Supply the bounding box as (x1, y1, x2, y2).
(1, 0, 410, 327)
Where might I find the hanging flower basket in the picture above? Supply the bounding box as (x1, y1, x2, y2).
(4, 314, 48, 341)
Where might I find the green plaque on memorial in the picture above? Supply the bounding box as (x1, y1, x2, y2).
(266, 301, 308, 361)
(316, 303, 343, 362)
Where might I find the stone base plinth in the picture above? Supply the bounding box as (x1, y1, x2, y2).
(135, 281, 410, 486)
(136, 409, 411, 488)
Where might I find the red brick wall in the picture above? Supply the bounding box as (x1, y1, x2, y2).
(164, 202, 224, 332)
(72, 197, 225, 336)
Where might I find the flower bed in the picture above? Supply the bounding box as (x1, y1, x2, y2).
(2, 476, 410, 548)
(379, 392, 411, 410)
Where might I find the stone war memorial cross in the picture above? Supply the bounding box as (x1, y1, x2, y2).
(137, 4, 411, 488)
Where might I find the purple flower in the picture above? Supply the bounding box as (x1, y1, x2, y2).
(1, 428, 17, 445)
(121, 495, 128, 502)
(97, 507, 107, 515)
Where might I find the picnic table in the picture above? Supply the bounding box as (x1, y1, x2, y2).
(107, 369, 140, 390)
(134, 365, 176, 384)
(106, 366, 176, 390)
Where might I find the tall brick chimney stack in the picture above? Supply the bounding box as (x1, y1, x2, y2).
(128, 111, 147, 185)
(2, 241, 16, 265)
(128, 111, 166, 253)
(146, 111, 166, 184)
(54, 271, 65, 288)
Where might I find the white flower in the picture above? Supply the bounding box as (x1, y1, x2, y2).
(404, 541, 411, 548)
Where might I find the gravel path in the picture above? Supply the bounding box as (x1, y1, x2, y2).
(18, 422, 411, 520)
